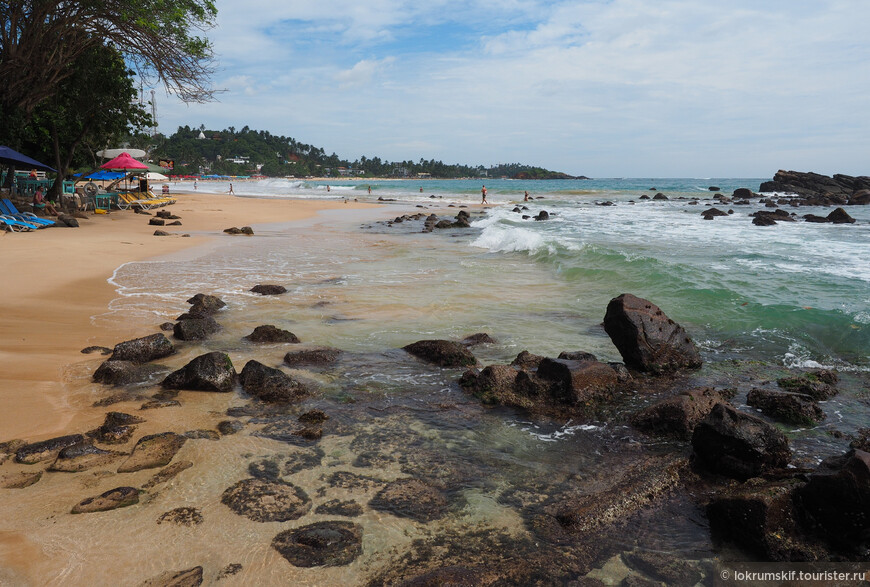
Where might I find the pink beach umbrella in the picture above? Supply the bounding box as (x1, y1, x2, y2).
(100, 152, 148, 193)
(100, 152, 148, 171)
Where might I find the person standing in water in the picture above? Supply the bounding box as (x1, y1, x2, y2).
(481, 185, 488, 204)
(524, 191, 530, 202)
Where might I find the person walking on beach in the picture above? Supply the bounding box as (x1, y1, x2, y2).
(194, 180, 197, 190)
(228, 183, 234, 195)
(481, 185, 488, 204)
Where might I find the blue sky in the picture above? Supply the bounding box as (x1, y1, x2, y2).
(157, 0, 870, 177)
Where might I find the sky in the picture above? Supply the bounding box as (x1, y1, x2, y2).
(156, 0, 870, 178)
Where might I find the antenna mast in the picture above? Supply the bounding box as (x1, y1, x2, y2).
(150, 89, 158, 136)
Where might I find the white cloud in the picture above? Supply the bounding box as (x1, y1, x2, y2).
(158, 0, 870, 176)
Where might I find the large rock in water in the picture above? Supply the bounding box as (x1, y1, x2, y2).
(15, 434, 85, 464)
(239, 360, 309, 404)
(172, 316, 220, 341)
(794, 449, 870, 553)
(759, 170, 870, 203)
(691, 403, 791, 481)
(403, 340, 477, 368)
(746, 388, 825, 426)
(244, 325, 300, 343)
(603, 294, 702, 374)
(161, 351, 237, 392)
(221, 478, 311, 522)
(110, 333, 174, 363)
(369, 478, 448, 522)
(117, 432, 186, 472)
(535, 357, 618, 404)
(631, 387, 731, 440)
(71, 486, 140, 514)
(272, 521, 363, 567)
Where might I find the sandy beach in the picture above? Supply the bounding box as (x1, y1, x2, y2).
(0, 192, 373, 442)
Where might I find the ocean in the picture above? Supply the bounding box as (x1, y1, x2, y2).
(12, 178, 869, 584)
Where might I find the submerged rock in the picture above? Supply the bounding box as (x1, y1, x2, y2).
(49, 443, 127, 472)
(117, 432, 186, 473)
(746, 388, 825, 426)
(138, 566, 203, 587)
(92, 360, 167, 386)
(161, 351, 237, 392)
(284, 347, 341, 367)
(15, 434, 85, 464)
(403, 339, 477, 368)
(141, 460, 194, 490)
(603, 293, 702, 374)
(461, 333, 497, 346)
(157, 507, 204, 526)
(110, 333, 174, 363)
(221, 478, 311, 522)
(369, 478, 448, 522)
(244, 325, 300, 343)
(0, 471, 42, 489)
(777, 371, 838, 400)
(251, 284, 286, 295)
(71, 486, 140, 514)
(631, 388, 732, 440)
(239, 360, 309, 404)
(272, 521, 363, 567)
(315, 499, 364, 517)
(691, 403, 791, 481)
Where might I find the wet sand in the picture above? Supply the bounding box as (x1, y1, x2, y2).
(0, 192, 374, 441)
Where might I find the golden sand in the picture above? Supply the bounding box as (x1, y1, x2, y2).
(0, 192, 373, 441)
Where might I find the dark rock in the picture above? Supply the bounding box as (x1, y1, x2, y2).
(149, 217, 165, 226)
(117, 432, 187, 472)
(153, 230, 170, 236)
(850, 429, 870, 452)
(248, 459, 281, 480)
(603, 293, 702, 374)
(708, 186, 720, 191)
(224, 227, 242, 234)
(250, 284, 286, 295)
(49, 443, 126, 472)
(511, 350, 545, 369)
(652, 193, 668, 200)
(81, 345, 112, 355)
(284, 347, 340, 366)
(157, 507, 203, 526)
(140, 399, 181, 410)
(159, 322, 175, 331)
(752, 215, 777, 226)
(88, 412, 144, 444)
(186, 293, 226, 314)
(71, 486, 139, 514)
(434, 219, 453, 229)
(239, 360, 309, 404)
(244, 325, 300, 343)
(746, 388, 825, 426)
(403, 339, 477, 367)
(56, 214, 80, 227)
(557, 350, 597, 361)
(733, 188, 754, 199)
(93, 360, 167, 386)
(240, 226, 254, 235)
(161, 351, 237, 392)
(533, 210, 549, 221)
(272, 521, 363, 567)
(701, 207, 728, 217)
(173, 317, 220, 341)
(138, 566, 203, 587)
(639, 195, 650, 200)
(221, 478, 311, 522)
(167, 221, 182, 226)
(110, 333, 174, 363)
(707, 478, 821, 561)
(398, 566, 483, 587)
(370, 478, 448, 522)
(827, 207, 856, 224)
(795, 450, 870, 553)
(631, 387, 731, 440)
(607, 361, 631, 382)
(535, 357, 618, 404)
(691, 403, 791, 481)
(851, 189, 870, 205)
(777, 372, 838, 400)
(803, 214, 830, 223)
(461, 333, 496, 346)
(758, 170, 870, 201)
(217, 420, 244, 435)
(15, 434, 85, 464)
(315, 499, 364, 517)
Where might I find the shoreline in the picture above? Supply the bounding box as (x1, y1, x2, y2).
(0, 192, 376, 441)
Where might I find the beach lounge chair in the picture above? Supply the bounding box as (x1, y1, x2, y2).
(1, 198, 56, 227)
(117, 192, 166, 210)
(0, 214, 38, 231)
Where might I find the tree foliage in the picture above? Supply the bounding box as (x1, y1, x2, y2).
(0, 0, 217, 116)
(152, 126, 576, 179)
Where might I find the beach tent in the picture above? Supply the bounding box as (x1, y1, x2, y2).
(0, 145, 56, 172)
(97, 148, 147, 159)
(146, 172, 168, 181)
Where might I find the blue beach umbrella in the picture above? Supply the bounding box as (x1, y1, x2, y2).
(0, 145, 56, 172)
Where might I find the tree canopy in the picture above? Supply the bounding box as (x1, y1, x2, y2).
(0, 0, 217, 116)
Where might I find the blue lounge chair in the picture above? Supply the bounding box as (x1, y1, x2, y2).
(1, 198, 55, 227)
(0, 214, 38, 231)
